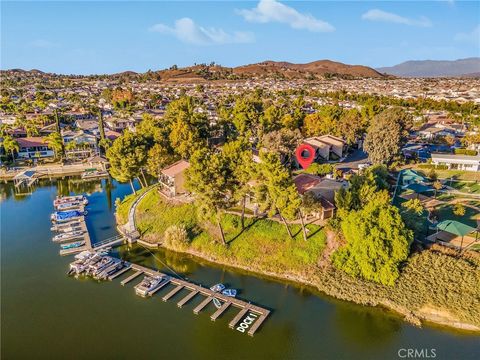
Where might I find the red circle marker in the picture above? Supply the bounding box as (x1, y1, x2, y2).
(295, 144, 315, 169)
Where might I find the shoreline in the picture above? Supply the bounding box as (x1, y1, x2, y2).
(134, 235, 480, 334)
(116, 187, 480, 335)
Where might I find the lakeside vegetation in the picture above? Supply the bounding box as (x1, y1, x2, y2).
(117, 190, 480, 330)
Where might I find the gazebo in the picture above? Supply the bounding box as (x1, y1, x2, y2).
(435, 220, 479, 249)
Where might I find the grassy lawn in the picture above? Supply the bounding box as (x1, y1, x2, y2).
(135, 190, 326, 274)
(447, 181, 480, 194)
(413, 167, 480, 182)
(435, 204, 480, 228)
(115, 186, 152, 225)
(124, 189, 480, 328)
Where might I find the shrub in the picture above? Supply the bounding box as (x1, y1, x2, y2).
(454, 148, 478, 156)
(164, 224, 189, 251)
(305, 163, 333, 176)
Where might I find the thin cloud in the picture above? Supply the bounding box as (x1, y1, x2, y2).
(29, 39, 59, 49)
(362, 9, 432, 28)
(236, 0, 335, 33)
(149, 18, 254, 45)
(454, 25, 480, 44)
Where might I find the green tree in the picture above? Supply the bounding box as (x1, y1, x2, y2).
(2, 135, 19, 162)
(332, 191, 412, 285)
(433, 180, 443, 198)
(186, 148, 235, 245)
(106, 130, 148, 192)
(453, 203, 466, 216)
(46, 132, 64, 159)
(257, 151, 302, 238)
(364, 114, 401, 164)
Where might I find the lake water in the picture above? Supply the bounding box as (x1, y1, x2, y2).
(1, 178, 479, 360)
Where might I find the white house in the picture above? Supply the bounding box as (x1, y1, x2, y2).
(431, 153, 480, 171)
(16, 137, 54, 159)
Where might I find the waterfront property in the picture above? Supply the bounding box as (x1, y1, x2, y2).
(16, 137, 54, 159)
(431, 153, 480, 171)
(159, 160, 190, 197)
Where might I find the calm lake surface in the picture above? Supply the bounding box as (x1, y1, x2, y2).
(1, 178, 479, 360)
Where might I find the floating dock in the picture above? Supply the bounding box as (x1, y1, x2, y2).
(121, 263, 270, 336)
(59, 219, 91, 256)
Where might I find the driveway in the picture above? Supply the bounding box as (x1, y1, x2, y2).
(336, 148, 369, 171)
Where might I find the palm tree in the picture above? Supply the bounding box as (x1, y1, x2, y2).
(2, 135, 19, 163)
(46, 132, 64, 159)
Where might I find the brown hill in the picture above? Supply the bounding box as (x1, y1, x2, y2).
(155, 60, 385, 82)
(233, 60, 384, 78)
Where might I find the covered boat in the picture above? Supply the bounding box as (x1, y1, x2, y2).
(51, 210, 87, 222)
(60, 241, 85, 250)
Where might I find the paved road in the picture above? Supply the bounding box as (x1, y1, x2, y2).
(336, 148, 369, 171)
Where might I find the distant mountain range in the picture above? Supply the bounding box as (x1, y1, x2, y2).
(377, 58, 480, 78)
(7, 58, 480, 79)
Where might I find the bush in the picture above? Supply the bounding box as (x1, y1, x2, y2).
(305, 163, 333, 176)
(164, 224, 189, 251)
(454, 148, 478, 156)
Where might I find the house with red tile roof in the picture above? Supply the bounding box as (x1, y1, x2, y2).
(16, 137, 54, 159)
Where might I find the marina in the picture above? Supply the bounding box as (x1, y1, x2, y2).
(52, 193, 270, 336)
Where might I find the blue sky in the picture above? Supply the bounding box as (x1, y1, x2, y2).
(1, 1, 479, 74)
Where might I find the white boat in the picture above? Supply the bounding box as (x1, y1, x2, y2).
(213, 298, 222, 309)
(68, 252, 96, 275)
(221, 289, 237, 297)
(94, 258, 124, 280)
(56, 226, 83, 233)
(81, 170, 109, 180)
(52, 231, 84, 243)
(87, 256, 114, 275)
(51, 221, 81, 231)
(55, 201, 84, 211)
(210, 283, 225, 293)
(54, 195, 88, 207)
(134, 276, 165, 297)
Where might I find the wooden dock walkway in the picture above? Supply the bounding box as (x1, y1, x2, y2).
(108, 265, 131, 280)
(162, 284, 184, 302)
(127, 263, 270, 335)
(121, 271, 143, 286)
(210, 302, 230, 321)
(177, 290, 198, 308)
(193, 296, 212, 314)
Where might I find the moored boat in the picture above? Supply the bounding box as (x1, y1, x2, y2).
(210, 283, 225, 293)
(52, 231, 84, 243)
(54, 195, 88, 207)
(60, 241, 85, 250)
(51, 210, 87, 223)
(213, 298, 222, 309)
(94, 258, 124, 280)
(221, 289, 237, 297)
(134, 275, 166, 297)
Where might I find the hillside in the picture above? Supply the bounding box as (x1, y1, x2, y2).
(377, 58, 480, 78)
